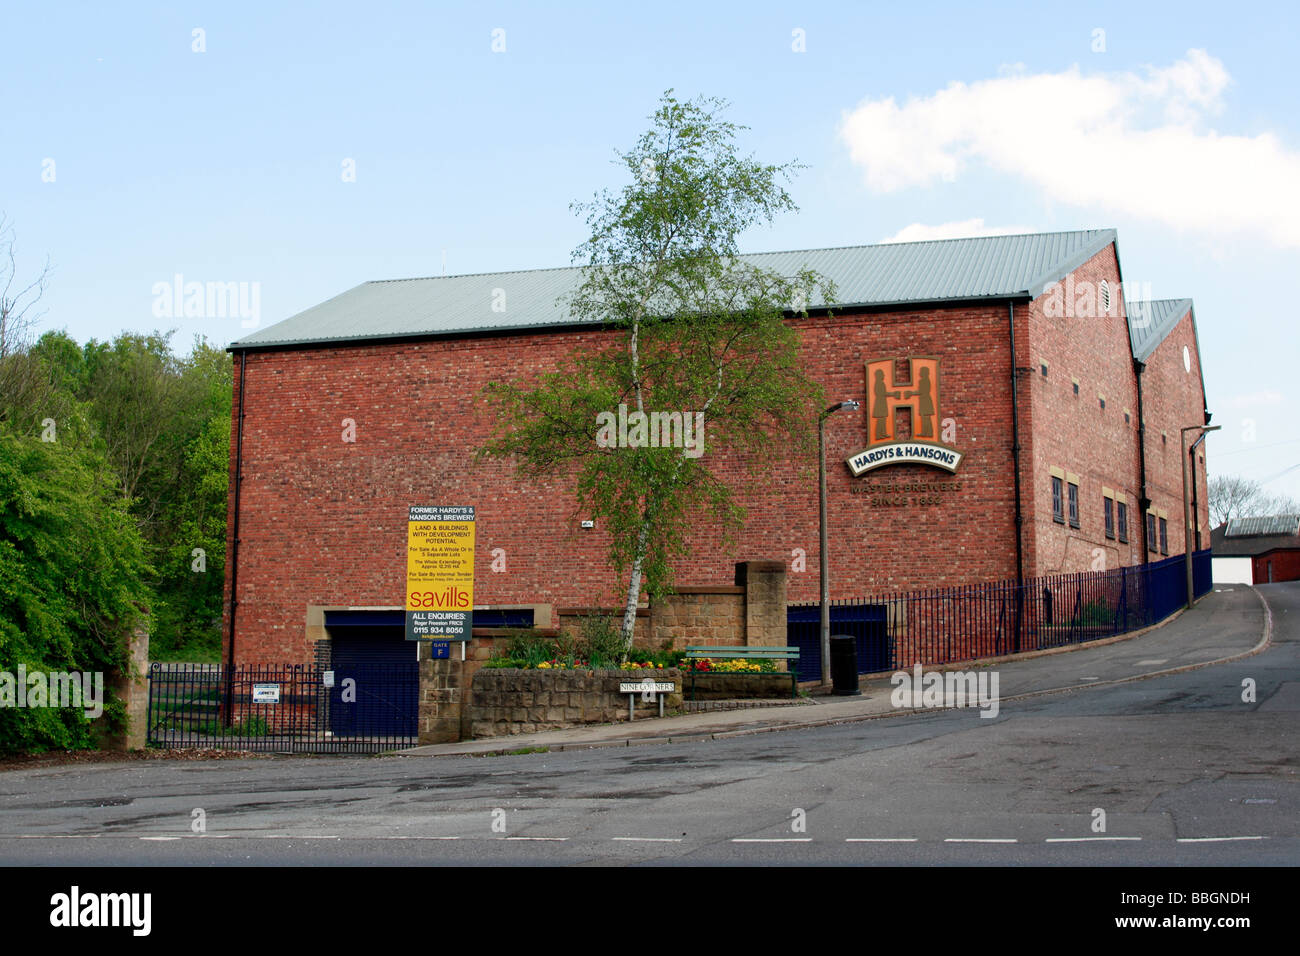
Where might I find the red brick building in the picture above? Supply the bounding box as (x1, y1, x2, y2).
(224, 229, 1211, 665)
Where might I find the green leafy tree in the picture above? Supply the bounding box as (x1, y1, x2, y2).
(0, 429, 150, 752)
(151, 412, 229, 657)
(480, 92, 831, 647)
(76, 331, 230, 658)
(81, 331, 193, 509)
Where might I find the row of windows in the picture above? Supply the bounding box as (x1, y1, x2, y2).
(1146, 513, 1169, 555)
(1050, 475, 1169, 554)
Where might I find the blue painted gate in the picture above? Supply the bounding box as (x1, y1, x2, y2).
(787, 603, 893, 683)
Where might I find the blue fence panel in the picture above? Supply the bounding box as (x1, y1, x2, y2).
(785, 613, 822, 683)
(1146, 552, 1188, 624)
(787, 603, 892, 680)
(1193, 548, 1212, 599)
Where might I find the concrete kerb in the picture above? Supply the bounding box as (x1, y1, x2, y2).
(395, 587, 1272, 758)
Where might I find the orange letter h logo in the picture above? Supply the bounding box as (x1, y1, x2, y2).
(865, 357, 940, 445)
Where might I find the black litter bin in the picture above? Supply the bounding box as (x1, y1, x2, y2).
(830, 634, 861, 696)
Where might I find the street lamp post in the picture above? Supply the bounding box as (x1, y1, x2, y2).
(1181, 423, 1220, 609)
(819, 400, 860, 686)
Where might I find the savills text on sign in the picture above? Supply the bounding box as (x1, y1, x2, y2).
(405, 505, 476, 641)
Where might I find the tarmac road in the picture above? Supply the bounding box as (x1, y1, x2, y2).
(0, 583, 1294, 866)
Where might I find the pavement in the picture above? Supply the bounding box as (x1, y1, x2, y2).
(398, 583, 1272, 758)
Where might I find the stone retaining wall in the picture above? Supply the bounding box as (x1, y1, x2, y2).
(469, 668, 683, 738)
(682, 672, 794, 701)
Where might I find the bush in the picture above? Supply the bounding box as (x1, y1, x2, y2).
(495, 628, 562, 667)
(482, 622, 686, 670)
(1073, 600, 1112, 627)
(0, 429, 149, 754)
(575, 615, 625, 668)
(190, 715, 270, 737)
(626, 646, 684, 668)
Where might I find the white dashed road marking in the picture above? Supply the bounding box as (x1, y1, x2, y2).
(504, 836, 568, 841)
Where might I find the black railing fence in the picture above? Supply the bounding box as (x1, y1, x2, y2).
(789, 549, 1212, 681)
(147, 662, 418, 753)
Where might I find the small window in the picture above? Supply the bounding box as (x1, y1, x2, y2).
(1100, 279, 1111, 313)
(1052, 476, 1064, 524)
(1146, 513, 1158, 552)
(1068, 482, 1080, 529)
(1117, 502, 1129, 543)
(1124, 411, 1130, 425)
(1040, 362, 1048, 377)
(1104, 496, 1115, 539)
(1159, 517, 1168, 555)
(1072, 381, 1080, 396)
(1099, 396, 1106, 410)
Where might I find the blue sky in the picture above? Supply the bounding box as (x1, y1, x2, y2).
(3, 1, 1298, 500)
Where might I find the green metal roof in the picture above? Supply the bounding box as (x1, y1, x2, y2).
(1126, 298, 1193, 363)
(230, 228, 1118, 351)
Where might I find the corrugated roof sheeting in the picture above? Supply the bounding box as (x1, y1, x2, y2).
(231, 229, 1117, 350)
(1211, 520, 1300, 556)
(1127, 298, 1193, 363)
(1225, 515, 1300, 538)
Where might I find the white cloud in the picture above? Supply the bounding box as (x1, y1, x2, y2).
(1225, 390, 1284, 409)
(879, 219, 1036, 244)
(839, 51, 1300, 247)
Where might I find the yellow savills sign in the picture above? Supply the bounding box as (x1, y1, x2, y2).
(405, 505, 475, 641)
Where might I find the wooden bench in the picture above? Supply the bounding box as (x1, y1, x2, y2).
(683, 646, 801, 700)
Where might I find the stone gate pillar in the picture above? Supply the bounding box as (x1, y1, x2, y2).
(418, 642, 465, 744)
(735, 560, 788, 649)
(101, 625, 149, 751)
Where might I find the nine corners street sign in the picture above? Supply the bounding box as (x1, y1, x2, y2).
(405, 505, 476, 641)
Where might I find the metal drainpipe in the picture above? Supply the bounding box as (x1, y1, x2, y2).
(224, 351, 247, 725)
(1190, 441, 1202, 551)
(1134, 360, 1150, 567)
(1008, 300, 1024, 651)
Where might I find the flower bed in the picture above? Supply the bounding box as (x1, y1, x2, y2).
(685, 658, 777, 674)
(479, 623, 681, 671)
(485, 656, 668, 670)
